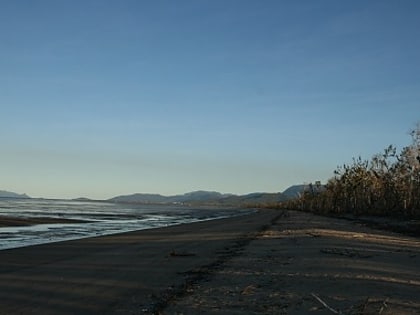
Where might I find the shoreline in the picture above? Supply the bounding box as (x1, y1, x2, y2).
(0, 209, 279, 314)
(0, 208, 256, 251)
(0, 209, 419, 314)
(0, 216, 91, 227)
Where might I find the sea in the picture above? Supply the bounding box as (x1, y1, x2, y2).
(0, 198, 253, 250)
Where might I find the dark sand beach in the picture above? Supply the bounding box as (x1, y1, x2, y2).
(0, 209, 419, 314)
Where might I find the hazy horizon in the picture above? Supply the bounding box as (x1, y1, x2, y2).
(0, 186, 298, 200)
(1, 1, 419, 200)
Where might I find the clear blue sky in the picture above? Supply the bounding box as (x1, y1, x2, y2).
(1, 0, 419, 199)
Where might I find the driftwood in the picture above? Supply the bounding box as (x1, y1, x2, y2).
(311, 293, 341, 314)
(359, 297, 389, 314)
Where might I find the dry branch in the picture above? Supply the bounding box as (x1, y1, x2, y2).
(311, 293, 341, 314)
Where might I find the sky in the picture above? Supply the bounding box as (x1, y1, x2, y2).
(1, 0, 419, 199)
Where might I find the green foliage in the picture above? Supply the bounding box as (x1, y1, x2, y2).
(280, 123, 420, 217)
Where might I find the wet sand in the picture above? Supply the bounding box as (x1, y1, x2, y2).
(0, 209, 419, 314)
(0, 216, 90, 227)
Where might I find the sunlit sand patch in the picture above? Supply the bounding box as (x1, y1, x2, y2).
(261, 228, 420, 248)
(280, 272, 420, 286)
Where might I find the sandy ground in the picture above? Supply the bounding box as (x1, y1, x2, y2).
(0, 209, 419, 314)
(166, 211, 420, 315)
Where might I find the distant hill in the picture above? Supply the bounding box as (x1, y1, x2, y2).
(109, 193, 168, 204)
(0, 184, 320, 204)
(218, 192, 287, 206)
(0, 190, 30, 199)
(109, 191, 231, 204)
(282, 184, 326, 199)
(109, 190, 289, 206)
(282, 185, 306, 199)
(170, 191, 231, 203)
(108, 185, 321, 206)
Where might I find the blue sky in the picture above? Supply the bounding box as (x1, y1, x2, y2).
(1, 0, 419, 199)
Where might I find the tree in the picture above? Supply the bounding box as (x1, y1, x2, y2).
(280, 122, 420, 217)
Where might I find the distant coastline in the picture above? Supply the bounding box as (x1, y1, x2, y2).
(0, 186, 307, 207)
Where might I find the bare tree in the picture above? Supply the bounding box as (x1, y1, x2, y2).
(280, 123, 420, 218)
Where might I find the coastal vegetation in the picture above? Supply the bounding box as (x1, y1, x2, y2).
(280, 123, 420, 218)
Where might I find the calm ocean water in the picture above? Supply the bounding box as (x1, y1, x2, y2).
(0, 198, 252, 250)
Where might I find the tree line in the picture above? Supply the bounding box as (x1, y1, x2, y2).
(281, 123, 420, 218)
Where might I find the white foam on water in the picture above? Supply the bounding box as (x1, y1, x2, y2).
(0, 199, 252, 250)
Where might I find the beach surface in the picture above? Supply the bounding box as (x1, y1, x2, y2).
(0, 209, 419, 314)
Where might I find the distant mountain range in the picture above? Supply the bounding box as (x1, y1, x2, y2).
(107, 185, 315, 206)
(1, 184, 323, 206)
(0, 190, 30, 199)
(109, 190, 232, 204)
